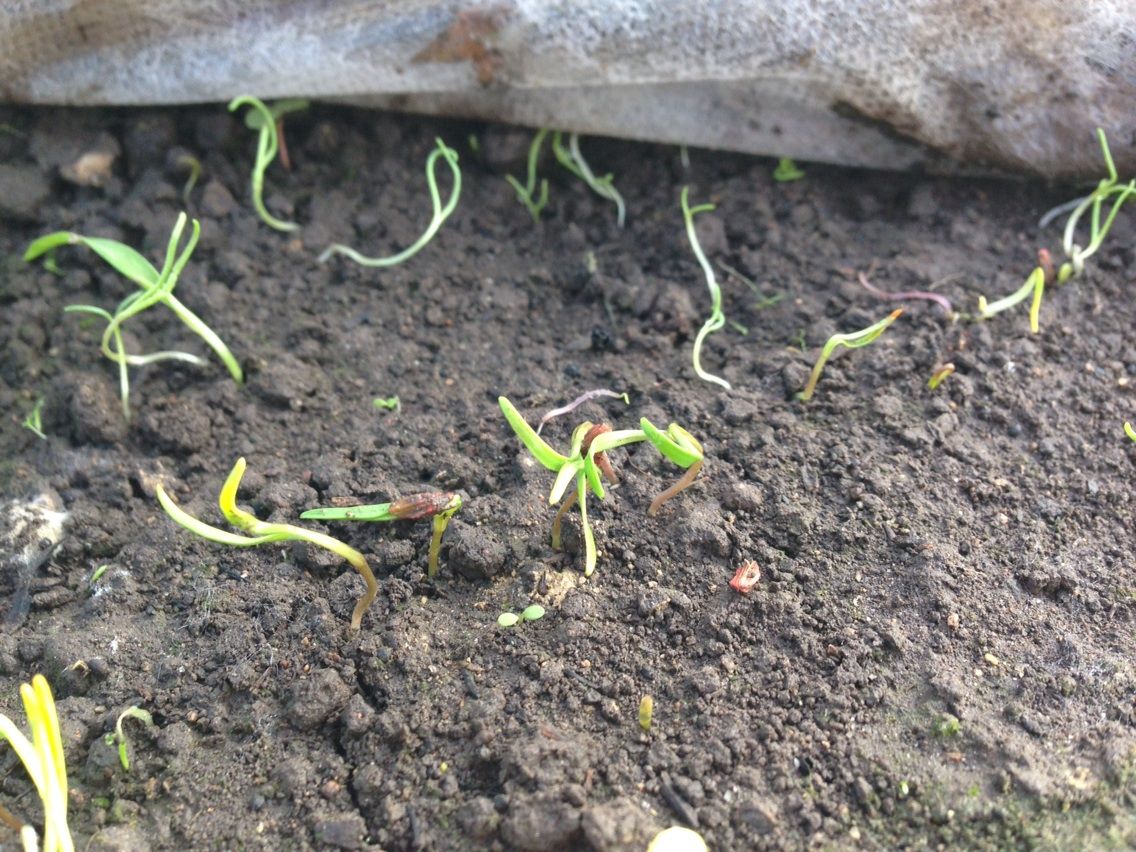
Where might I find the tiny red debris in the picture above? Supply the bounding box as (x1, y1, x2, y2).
(729, 561, 761, 594)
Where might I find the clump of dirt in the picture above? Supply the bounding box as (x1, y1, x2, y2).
(0, 104, 1134, 850)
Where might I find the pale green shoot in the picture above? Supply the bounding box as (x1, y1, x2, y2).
(227, 96, 306, 231)
(25, 213, 243, 419)
(497, 604, 545, 627)
(499, 396, 704, 576)
(798, 309, 903, 401)
(551, 131, 625, 227)
(319, 138, 461, 268)
(505, 128, 550, 222)
(773, 158, 805, 182)
(373, 396, 401, 412)
(106, 706, 154, 772)
(977, 266, 1047, 333)
(1057, 129, 1135, 282)
(156, 459, 378, 629)
(681, 187, 731, 390)
(1125, 422, 1136, 442)
(301, 493, 462, 578)
(174, 153, 202, 205)
(23, 397, 46, 440)
(0, 675, 73, 852)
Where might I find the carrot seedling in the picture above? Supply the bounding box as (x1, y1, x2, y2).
(505, 128, 550, 222)
(499, 396, 703, 576)
(156, 459, 378, 630)
(372, 396, 401, 413)
(1056, 129, 1135, 283)
(976, 266, 1047, 332)
(23, 397, 46, 440)
(798, 309, 903, 401)
(319, 138, 461, 268)
(174, 153, 202, 205)
(0, 674, 73, 852)
(681, 187, 731, 389)
(927, 363, 955, 390)
(228, 96, 308, 232)
(106, 706, 153, 772)
(301, 492, 462, 578)
(551, 131, 625, 227)
(26, 213, 243, 420)
(773, 157, 805, 182)
(497, 604, 545, 628)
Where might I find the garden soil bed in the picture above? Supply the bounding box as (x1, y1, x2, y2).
(1, 105, 1134, 851)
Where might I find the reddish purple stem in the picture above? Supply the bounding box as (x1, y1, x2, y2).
(536, 389, 627, 435)
(858, 272, 953, 315)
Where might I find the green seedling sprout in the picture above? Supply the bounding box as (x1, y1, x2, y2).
(499, 396, 703, 576)
(798, 309, 903, 401)
(551, 131, 625, 227)
(1125, 422, 1136, 442)
(89, 565, 110, 587)
(639, 695, 654, 732)
(25, 213, 243, 419)
(505, 128, 550, 222)
(319, 138, 461, 268)
(156, 458, 378, 630)
(927, 363, 955, 390)
(681, 187, 731, 390)
(174, 153, 202, 205)
(301, 492, 462, 579)
(497, 604, 545, 628)
(773, 157, 806, 182)
(1056, 129, 1135, 283)
(22, 398, 46, 440)
(976, 266, 1046, 332)
(372, 396, 401, 412)
(105, 706, 154, 772)
(227, 96, 307, 231)
(0, 674, 73, 852)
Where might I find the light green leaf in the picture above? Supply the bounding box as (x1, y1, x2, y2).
(300, 502, 396, 522)
(641, 419, 703, 468)
(499, 396, 568, 470)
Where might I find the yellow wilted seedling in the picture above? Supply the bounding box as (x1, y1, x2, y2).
(0, 675, 73, 852)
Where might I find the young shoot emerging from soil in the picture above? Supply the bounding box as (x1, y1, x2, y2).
(798, 309, 903, 401)
(1054, 129, 1135, 283)
(25, 213, 243, 419)
(319, 138, 461, 268)
(551, 131, 625, 227)
(228, 96, 308, 232)
(301, 492, 462, 578)
(156, 459, 378, 630)
(499, 396, 703, 576)
(986, 130, 1135, 332)
(0, 674, 73, 852)
(505, 128, 550, 222)
(681, 187, 731, 389)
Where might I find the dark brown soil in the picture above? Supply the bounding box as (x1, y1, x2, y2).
(1, 104, 1134, 851)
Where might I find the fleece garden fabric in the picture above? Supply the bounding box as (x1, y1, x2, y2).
(2, 0, 1133, 177)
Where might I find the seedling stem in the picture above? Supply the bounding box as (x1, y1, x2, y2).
(319, 138, 461, 268)
(798, 309, 903, 401)
(551, 132, 625, 227)
(505, 129, 550, 222)
(681, 187, 731, 389)
(228, 96, 306, 232)
(157, 459, 378, 629)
